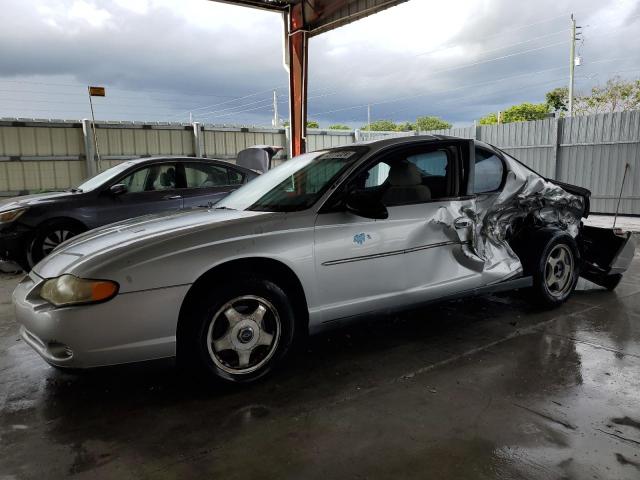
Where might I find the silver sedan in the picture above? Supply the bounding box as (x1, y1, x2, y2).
(13, 136, 635, 383)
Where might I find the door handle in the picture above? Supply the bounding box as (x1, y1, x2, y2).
(454, 217, 473, 229)
(163, 195, 182, 200)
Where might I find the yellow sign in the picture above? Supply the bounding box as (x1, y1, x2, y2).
(88, 86, 106, 97)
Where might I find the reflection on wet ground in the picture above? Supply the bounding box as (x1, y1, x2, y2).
(1, 254, 639, 479)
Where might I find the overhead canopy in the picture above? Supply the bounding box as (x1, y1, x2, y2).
(210, 0, 410, 157)
(212, 0, 410, 36)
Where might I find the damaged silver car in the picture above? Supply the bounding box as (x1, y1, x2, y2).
(13, 136, 635, 383)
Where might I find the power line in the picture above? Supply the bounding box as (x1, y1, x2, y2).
(193, 94, 287, 118)
(0, 79, 253, 100)
(308, 13, 640, 101)
(170, 86, 286, 117)
(199, 100, 288, 121)
(311, 54, 637, 118)
(311, 47, 569, 116)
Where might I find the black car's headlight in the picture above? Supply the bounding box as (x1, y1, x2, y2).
(0, 207, 28, 224)
(40, 274, 119, 307)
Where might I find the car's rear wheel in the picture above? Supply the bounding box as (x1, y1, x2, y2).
(531, 231, 580, 307)
(180, 274, 296, 384)
(27, 220, 85, 267)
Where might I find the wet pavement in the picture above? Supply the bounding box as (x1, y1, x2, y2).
(1, 254, 639, 480)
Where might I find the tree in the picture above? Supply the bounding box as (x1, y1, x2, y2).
(361, 119, 398, 131)
(282, 120, 320, 128)
(545, 87, 569, 114)
(478, 113, 499, 125)
(396, 122, 415, 132)
(545, 77, 640, 116)
(328, 124, 351, 130)
(479, 102, 550, 125)
(414, 116, 452, 131)
(577, 76, 640, 114)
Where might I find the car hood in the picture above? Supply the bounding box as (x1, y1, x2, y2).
(33, 208, 270, 277)
(0, 191, 78, 212)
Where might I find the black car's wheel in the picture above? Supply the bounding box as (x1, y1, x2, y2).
(27, 220, 85, 267)
(530, 230, 580, 307)
(179, 274, 296, 384)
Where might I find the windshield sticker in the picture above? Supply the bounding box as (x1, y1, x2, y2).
(320, 151, 356, 160)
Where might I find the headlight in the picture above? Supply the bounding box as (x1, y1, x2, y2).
(0, 207, 28, 224)
(40, 274, 119, 307)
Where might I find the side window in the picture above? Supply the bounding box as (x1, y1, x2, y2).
(407, 151, 448, 177)
(119, 164, 176, 193)
(184, 163, 243, 188)
(353, 147, 455, 207)
(474, 149, 504, 193)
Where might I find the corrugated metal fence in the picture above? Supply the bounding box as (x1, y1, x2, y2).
(1, 111, 638, 214)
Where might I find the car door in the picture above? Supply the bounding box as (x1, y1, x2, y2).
(313, 140, 483, 323)
(96, 162, 183, 225)
(178, 161, 246, 209)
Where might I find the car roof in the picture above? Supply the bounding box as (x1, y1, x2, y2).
(349, 134, 465, 152)
(122, 156, 255, 173)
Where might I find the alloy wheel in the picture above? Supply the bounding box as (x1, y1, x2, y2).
(545, 244, 574, 298)
(206, 295, 281, 375)
(42, 229, 75, 255)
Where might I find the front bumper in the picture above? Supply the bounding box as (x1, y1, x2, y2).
(13, 271, 191, 368)
(0, 225, 30, 263)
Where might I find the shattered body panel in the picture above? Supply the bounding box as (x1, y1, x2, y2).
(473, 154, 585, 280)
(430, 152, 587, 284)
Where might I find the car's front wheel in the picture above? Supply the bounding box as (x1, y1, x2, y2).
(180, 274, 296, 384)
(27, 220, 85, 268)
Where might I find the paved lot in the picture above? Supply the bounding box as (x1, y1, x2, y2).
(1, 254, 639, 480)
(585, 215, 640, 233)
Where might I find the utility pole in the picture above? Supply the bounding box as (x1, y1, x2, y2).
(272, 90, 279, 127)
(367, 104, 371, 132)
(568, 14, 580, 116)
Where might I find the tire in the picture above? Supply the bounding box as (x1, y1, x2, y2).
(179, 274, 296, 384)
(27, 220, 85, 267)
(529, 230, 580, 307)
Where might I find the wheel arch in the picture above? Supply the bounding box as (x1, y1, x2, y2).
(177, 256, 310, 341)
(510, 225, 580, 276)
(35, 215, 88, 232)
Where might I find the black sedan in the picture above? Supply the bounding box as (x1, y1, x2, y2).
(0, 156, 259, 270)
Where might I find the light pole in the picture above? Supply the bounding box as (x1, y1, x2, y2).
(87, 86, 105, 172)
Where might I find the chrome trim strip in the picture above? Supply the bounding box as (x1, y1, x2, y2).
(322, 240, 460, 266)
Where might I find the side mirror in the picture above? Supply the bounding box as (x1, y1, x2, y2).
(109, 184, 128, 196)
(345, 191, 388, 220)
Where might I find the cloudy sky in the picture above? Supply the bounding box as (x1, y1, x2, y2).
(1, 0, 639, 127)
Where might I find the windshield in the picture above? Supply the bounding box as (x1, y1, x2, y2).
(217, 148, 366, 212)
(75, 161, 136, 192)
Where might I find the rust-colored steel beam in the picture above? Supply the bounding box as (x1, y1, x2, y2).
(287, 3, 308, 156)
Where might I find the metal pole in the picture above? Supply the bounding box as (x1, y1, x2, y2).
(273, 89, 279, 127)
(613, 163, 630, 229)
(87, 87, 102, 172)
(568, 14, 576, 116)
(367, 104, 371, 132)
